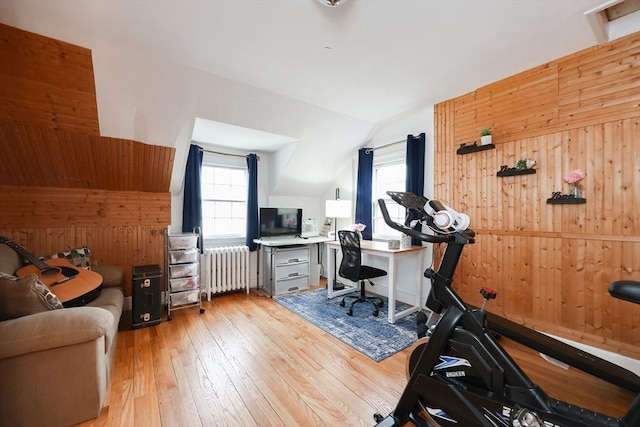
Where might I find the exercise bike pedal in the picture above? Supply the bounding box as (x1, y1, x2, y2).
(480, 287, 497, 300)
(373, 413, 399, 426)
(480, 286, 497, 311)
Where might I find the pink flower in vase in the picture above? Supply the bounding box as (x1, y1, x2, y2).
(563, 169, 586, 198)
(351, 223, 366, 232)
(563, 169, 586, 185)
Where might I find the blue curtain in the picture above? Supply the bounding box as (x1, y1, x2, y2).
(355, 148, 373, 240)
(406, 133, 426, 245)
(246, 154, 259, 251)
(182, 144, 203, 238)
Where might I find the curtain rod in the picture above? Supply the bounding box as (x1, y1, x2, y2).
(365, 139, 405, 154)
(199, 147, 260, 161)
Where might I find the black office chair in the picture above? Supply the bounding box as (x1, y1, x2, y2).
(337, 230, 387, 317)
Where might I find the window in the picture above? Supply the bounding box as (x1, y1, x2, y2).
(372, 161, 406, 239)
(201, 162, 248, 240)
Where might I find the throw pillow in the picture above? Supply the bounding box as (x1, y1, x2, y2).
(0, 273, 64, 321)
(48, 246, 92, 270)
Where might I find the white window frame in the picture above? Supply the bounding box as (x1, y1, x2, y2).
(200, 152, 248, 246)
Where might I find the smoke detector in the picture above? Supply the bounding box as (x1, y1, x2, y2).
(316, 0, 349, 7)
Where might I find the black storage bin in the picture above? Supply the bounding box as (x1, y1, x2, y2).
(132, 264, 163, 329)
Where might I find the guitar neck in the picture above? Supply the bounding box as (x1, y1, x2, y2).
(0, 237, 49, 270)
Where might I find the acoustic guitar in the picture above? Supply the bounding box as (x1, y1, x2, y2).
(0, 236, 103, 306)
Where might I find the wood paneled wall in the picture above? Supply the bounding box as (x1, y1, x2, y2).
(0, 24, 175, 296)
(0, 123, 175, 192)
(0, 186, 170, 296)
(434, 32, 640, 358)
(0, 23, 99, 135)
(452, 34, 639, 145)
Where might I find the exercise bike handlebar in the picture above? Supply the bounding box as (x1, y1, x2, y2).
(378, 191, 475, 244)
(378, 198, 451, 244)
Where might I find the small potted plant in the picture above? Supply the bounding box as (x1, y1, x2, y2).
(516, 158, 536, 171)
(480, 127, 492, 146)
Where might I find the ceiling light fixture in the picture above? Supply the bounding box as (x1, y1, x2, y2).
(316, 0, 349, 7)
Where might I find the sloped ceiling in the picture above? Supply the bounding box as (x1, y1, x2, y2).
(0, 0, 610, 196)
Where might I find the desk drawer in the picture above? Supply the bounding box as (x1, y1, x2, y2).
(275, 247, 309, 265)
(276, 263, 308, 281)
(274, 275, 309, 295)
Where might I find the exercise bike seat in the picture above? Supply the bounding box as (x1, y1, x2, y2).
(609, 280, 640, 305)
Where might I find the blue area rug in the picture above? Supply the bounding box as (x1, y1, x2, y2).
(273, 288, 418, 362)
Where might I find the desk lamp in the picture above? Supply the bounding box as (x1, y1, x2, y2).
(325, 188, 351, 290)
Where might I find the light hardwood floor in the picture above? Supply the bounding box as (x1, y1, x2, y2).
(78, 290, 636, 426)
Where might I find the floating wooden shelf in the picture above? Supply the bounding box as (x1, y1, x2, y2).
(456, 143, 495, 155)
(496, 168, 536, 177)
(547, 197, 586, 204)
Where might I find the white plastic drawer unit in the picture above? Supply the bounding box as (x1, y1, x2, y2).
(263, 245, 310, 296)
(168, 248, 199, 264)
(168, 234, 199, 250)
(274, 247, 309, 265)
(170, 289, 200, 307)
(169, 262, 199, 279)
(169, 275, 199, 292)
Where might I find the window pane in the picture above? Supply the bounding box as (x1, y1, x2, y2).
(201, 166, 214, 185)
(214, 167, 231, 184)
(215, 218, 232, 233)
(215, 201, 231, 217)
(232, 202, 246, 217)
(230, 168, 246, 183)
(202, 200, 215, 215)
(231, 218, 245, 234)
(372, 161, 406, 237)
(201, 183, 215, 199)
(231, 185, 246, 201)
(212, 184, 229, 200)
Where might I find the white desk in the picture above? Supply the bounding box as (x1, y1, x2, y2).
(254, 236, 332, 247)
(326, 240, 426, 324)
(253, 236, 331, 295)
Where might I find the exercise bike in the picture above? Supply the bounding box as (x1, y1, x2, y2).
(373, 191, 640, 427)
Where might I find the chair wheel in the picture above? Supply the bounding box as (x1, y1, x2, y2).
(373, 310, 379, 317)
(347, 309, 353, 316)
(340, 300, 345, 307)
(377, 300, 384, 308)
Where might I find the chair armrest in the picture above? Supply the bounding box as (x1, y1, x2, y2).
(0, 307, 114, 359)
(92, 265, 123, 288)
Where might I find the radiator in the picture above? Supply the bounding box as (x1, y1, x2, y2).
(201, 246, 250, 299)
